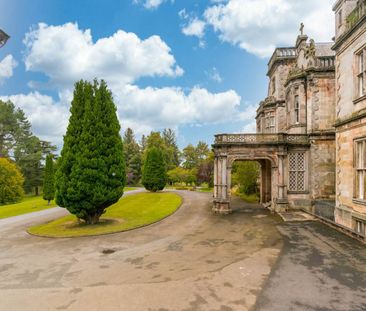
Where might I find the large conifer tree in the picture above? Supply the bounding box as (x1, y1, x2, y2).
(142, 147, 167, 192)
(43, 154, 55, 205)
(55, 80, 125, 224)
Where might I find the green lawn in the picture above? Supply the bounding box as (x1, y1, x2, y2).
(0, 196, 56, 219)
(0, 187, 138, 220)
(197, 187, 213, 193)
(236, 192, 260, 204)
(28, 192, 182, 238)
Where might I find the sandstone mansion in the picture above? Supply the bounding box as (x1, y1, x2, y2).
(213, 0, 366, 237)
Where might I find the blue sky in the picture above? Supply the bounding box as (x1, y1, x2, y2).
(0, 0, 334, 150)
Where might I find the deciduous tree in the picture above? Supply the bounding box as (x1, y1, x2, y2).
(0, 158, 24, 204)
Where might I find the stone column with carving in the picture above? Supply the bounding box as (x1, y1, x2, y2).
(213, 154, 231, 214)
(275, 150, 288, 212)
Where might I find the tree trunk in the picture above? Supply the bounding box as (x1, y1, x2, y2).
(85, 213, 101, 225)
(35, 186, 39, 196)
(48, 200, 50, 206)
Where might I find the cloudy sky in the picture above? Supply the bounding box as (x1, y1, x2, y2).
(0, 0, 334, 150)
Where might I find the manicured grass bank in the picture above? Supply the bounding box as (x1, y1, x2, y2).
(0, 187, 138, 220)
(28, 192, 182, 238)
(0, 196, 56, 219)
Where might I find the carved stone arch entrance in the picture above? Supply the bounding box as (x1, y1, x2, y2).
(228, 154, 277, 207)
(212, 133, 300, 215)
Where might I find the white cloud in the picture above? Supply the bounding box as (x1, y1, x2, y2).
(241, 120, 256, 133)
(204, 0, 334, 57)
(0, 55, 17, 84)
(0, 92, 69, 147)
(24, 22, 183, 88)
(206, 67, 223, 83)
(182, 18, 206, 38)
(179, 10, 207, 48)
(12, 22, 252, 148)
(1, 85, 250, 147)
(133, 0, 172, 10)
(114, 84, 253, 133)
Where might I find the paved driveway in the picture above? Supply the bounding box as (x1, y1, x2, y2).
(0, 192, 282, 311)
(1, 192, 366, 311)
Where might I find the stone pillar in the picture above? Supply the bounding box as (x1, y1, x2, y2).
(265, 160, 272, 203)
(275, 152, 288, 212)
(227, 164, 232, 200)
(213, 157, 218, 199)
(213, 154, 231, 215)
(260, 160, 266, 204)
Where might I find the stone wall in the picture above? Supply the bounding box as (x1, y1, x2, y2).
(334, 15, 366, 231)
(310, 137, 336, 200)
(335, 118, 366, 224)
(308, 76, 336, 132)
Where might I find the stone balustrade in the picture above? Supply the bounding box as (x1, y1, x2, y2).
(347, 0, 366, 30)
(214, 133, 310, 145)
(315, 56, 335, 69)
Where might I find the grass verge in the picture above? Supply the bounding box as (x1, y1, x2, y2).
(0, 196, 56, 219)
(28, 192, 182, 238)
(0, 187, 137, 220)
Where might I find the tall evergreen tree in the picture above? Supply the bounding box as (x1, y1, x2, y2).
(56, 80, 125, 224)
(14, 136, 56, 195)
(162, 128, 180, 170)
(43, 154, 55, 205)
(123, 128, 142, 185)
(142, 147, 167, 192)
(0, 100, 32, 158)
(0, 100, 56, 195)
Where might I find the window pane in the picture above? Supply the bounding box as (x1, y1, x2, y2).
(360, 53, 364, 73)
(363, 171, 366, 200)
(359, 76, 364, 97)
(357, 142, 363, 168)
(359, 171, 364, 200)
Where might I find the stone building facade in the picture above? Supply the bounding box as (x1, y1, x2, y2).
(213, 32, 337, 215)
(333, 0, 366, 234)
(213, 0, 366, 237)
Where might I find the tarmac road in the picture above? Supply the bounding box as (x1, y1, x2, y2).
(0, 192, 282, 311)
(1, 191, 366, 311)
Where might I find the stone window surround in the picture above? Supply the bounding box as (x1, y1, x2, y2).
(294, 94, 300, 124)
(264, 110, 276, 133)
(355, 46, 366, 98)
(354, 136, 366, 202)
(338, 9, 342, 28)
(286, 85, 301, 126)
(352, 216, 366, 236)
(288, 150, 308, 193)
(271, 76, 276, 95)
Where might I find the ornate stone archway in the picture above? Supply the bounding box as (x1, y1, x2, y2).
(212, 133, 308, 214)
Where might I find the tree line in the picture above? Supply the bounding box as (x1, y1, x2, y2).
(123, 128, 214, 188)
(0, 79, 215, 224)
(0, 99, 56, 203)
